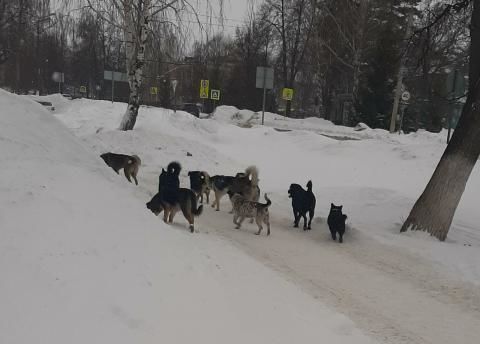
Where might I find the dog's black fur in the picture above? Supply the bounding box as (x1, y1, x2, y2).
(146, 189, 202, 233)
(288, 181, 316, 230)
(158, 161, 181, 204)
(209, 174, 236, 211)
(327, 203, 347, 243)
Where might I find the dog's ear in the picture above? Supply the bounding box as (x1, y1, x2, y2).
(340, 205, 343, 210)
(188, 171, 191, 176)
(162, 168, 166, 172)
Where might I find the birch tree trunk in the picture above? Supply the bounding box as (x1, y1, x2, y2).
(119, 0, 151, 131)
(400, 1, 480, 241)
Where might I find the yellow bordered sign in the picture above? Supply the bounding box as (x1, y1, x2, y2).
(282, 88, 294, 101)
(200, 79, 209, 99)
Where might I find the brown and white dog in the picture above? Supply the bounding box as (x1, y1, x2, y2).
(210, 166, 260, 211)
(100, 152, 141, 185)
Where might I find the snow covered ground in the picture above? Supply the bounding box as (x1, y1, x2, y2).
(2, 92, 480, 344)
(0, 91, 377, 344)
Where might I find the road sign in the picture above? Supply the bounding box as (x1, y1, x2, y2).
(150, 87, 158, 95)
(200, 79, 209, 99)
(401, 91, 410, 102)
(282, 88, 294, 101)
(171, 79, 178, 92)
(211, 89, 220, 100)
(256, 67, 274, 89)
(52, 72, 64, 83)
(103, 71, 128, 82)
(79, 86, 87, 93)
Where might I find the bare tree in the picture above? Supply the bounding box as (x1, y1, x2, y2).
(400, 0, 478, 241)
(263, 0, 316, 116)
(83, 0, 222, 130)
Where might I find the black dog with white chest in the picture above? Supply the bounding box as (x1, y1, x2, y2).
(327, 203, 348, 243)
(288, 181, 316, 230)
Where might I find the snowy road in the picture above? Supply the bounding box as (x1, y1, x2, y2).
(196, 197, 480, 344)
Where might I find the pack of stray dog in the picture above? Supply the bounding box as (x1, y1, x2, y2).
(99, 153, 349, 241)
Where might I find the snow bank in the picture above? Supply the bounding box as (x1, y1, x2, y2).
(0, 90, 376, 343)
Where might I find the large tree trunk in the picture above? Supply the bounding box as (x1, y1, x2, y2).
(119, 0, 150, 131)
(400, 1, 480, 241)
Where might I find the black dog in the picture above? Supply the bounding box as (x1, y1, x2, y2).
(188, 171, 211, 203)
(288, 181, 316, 230)
(158, 161, 181, 204)
(327, 203, 347, 243)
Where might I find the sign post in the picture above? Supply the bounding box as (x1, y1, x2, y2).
(52, 72, 64, 94)
(210, 89, 220, 113)
(171, 80, 178, 113)
(256, 67, 274, 125)
(200, 79, 209, 113)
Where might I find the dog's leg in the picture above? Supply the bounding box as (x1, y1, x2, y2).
(123, 169, 133, 183)
(205, 190, 210, 204)
(163, 209, 169, 223)
(255, 216, 263, 235)
(236, 216, 245, 229)
(330, 230, 337, 241)
(186, 213, 194, 233)
(132, 172, 139, 185)
(233, 214, 238, 226)
(302, 214, 308, 230)
(168, 209, 178, 223)
(265, 214, 271, 236)
(307, 210, 314, 229)
(213, 191, 220, 211)
(293, 211, 299, 228)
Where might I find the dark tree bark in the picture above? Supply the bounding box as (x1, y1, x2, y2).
(401, 0, 480, 241)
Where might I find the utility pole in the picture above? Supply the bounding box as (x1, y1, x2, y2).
(389, 12, 413, 133)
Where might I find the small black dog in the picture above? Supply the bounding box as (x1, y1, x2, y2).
(158, 161, 181, 204)
(327, 203, 348, 243)
(288, 181, 316, 230)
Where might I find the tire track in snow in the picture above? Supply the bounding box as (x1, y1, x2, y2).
(196, 198, 480, 344)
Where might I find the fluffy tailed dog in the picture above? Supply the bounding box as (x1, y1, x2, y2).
(288, 181, 316, 230)
(100, 152, 141, 185)
(146, 190, 203, 233)
(158, 161, 181, 204)
(229, 192, 271, 236)
(188, 171, 211, 204)
(327, 203, 348, 243)
(146, 161, 202, 232)
(210, 166, 260, 211)
(230, 166, 260, 202)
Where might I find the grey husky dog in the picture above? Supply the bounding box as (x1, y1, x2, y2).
(228, 192, 271, 236)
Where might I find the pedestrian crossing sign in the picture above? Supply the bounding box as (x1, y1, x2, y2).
(200, 79, 209, 99)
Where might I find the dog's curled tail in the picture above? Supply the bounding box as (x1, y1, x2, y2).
(167, 161, 181, 176)
(245, 165, 259, 186)
(306, 180, 312, 191)
(130, 155, 141, 166)
(264, 193, 272, 207)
